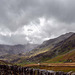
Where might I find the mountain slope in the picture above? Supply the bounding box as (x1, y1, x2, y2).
(24, 32, 74, 58)
(0, 60, 12, 65)
(13, 32, 75, 64)
(26, 33, 75, 63)
(46, 49, 75, 63)
(42, 32, 74, 47)
(0, 44, 38, 56)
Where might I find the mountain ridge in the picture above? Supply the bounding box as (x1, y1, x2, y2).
(23, 32, 74, 57)
(0, 44, 38, 56)
(28, 32, 75, 62)
(0, 32, 75, 64)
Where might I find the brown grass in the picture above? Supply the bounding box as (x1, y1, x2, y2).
(24, 63, 75, 72)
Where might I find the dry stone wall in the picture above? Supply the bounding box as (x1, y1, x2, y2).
(0, 65, 75, 75)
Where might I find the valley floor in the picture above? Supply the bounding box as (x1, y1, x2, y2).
(24, 63, 75, 72)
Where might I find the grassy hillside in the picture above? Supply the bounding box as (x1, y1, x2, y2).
(0, 60, 12, 65)
(46, 49, 75, 63)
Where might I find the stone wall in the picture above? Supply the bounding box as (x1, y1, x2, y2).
(0, 65, 75, 75)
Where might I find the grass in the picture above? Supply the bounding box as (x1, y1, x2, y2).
(39, 66, 75, 72)
(24, 63, 75, 72)
(46, 50, 75, 63)
(29, 45, 54, 58)
(17, 62, 35, 66)
(15, 58, 35, 66)
(0, 60, 13, 65)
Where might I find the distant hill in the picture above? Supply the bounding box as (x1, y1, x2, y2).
(0, 44, 38, 56)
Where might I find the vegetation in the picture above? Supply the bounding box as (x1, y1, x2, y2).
(23, 63, 75, 72)
(46, 50, 75, 63)
(0, 60, 12, 65)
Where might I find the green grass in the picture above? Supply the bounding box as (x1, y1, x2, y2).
(46, 55, 66, 63)
(16, 59, 35, 66)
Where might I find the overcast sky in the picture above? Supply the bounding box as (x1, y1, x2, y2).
(0, 0, 75, 45)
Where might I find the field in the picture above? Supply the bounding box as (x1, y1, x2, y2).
(24, 63, 75, 72)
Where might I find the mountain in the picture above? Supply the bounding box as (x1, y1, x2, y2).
(42, 32, 74, 47)
(0, 32, 75, 64)
(27, 32, 75, 62)
(0, 44, 38, 56)
(12, 32, 75, 64)
(23, 32, 74, 57)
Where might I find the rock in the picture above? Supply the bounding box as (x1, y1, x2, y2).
(67, 71, 74, 75)
(48, 70, 56, 75)
(56, 71, 64, 75)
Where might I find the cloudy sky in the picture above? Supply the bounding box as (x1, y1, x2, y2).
(0, 0, 75, 45)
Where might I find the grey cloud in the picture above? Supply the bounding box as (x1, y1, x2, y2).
(0, 0, 75, 44)
(1, 0, 75, 30)
(0, 33, 28, 45)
